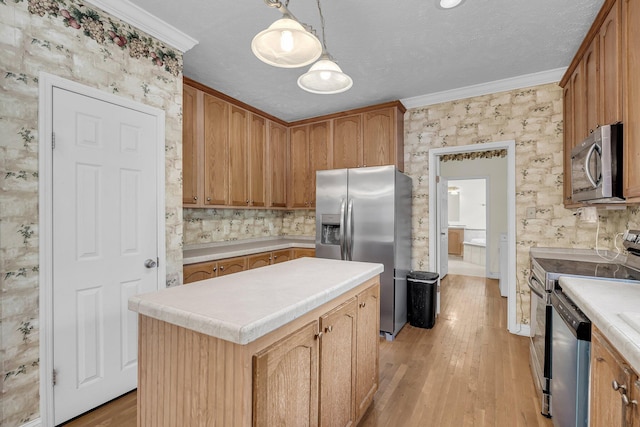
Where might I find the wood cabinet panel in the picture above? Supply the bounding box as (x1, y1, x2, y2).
(229, 105, 249, 206)
(590, 328, 637, 427)
(290, 125, 311, 208)
(319, 298, 357, 427)
(584, 38, 600, 134)
(269, 121, 288, 208)
(217, 256, 246, 276)
(563, 82, 576, 206)
(253, 321, 319, 427)
(182, 84, 201, 206)
(203, 93, 229, 206)
(247, 252, 272, 270)
(600, 0, 622, 125)
(355, 284, 379, 420)
(272, 249, 292, 264)
(333, 115, 363, 169)
(623, 0, 640, 198)
(250, 114, 267, 207)
(293, 248, 316, 259)
(183, 261, 217, 284)
(309, 121, 331, 208)
(363, 107, 396, 168)
(447, 228, 463, 256)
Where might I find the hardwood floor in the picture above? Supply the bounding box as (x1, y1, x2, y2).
(64, 274, 550, 427)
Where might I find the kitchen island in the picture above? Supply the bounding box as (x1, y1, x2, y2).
(129, 257, 383, 427)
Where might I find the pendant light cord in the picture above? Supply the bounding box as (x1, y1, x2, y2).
(316, 0, 328, 52)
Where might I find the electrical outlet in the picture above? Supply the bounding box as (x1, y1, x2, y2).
(526, 207, 536, 219)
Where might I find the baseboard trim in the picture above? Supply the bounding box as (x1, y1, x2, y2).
(510, 324, 531, 337)
(20, 418, 41, 427)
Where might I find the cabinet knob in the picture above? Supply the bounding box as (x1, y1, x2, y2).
(315, 332, 323, 340)
(207, 197, 211, 202)
(220, 266, 224, 271)
(612, 380, 627, 393)
(324, 325, 333, 333)
(622, 394, 637, 407)
(359, 302, 366, 308)
(246, 200, 250, 205)
(194, 196, 198, 201)
(213, 267, 217, 272)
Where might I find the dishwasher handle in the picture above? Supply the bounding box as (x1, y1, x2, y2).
(528, 274, 546, 299)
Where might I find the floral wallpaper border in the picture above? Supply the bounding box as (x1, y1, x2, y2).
(2, 0, 183, 76)
(440, 148, 507, 162)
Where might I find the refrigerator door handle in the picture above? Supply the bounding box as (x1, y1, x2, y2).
(339, 198, 346, 260)
(346, 199, 354, 261)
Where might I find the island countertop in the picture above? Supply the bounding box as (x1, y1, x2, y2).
(559, 276, 640, 374)
(129, 257, 383, 345)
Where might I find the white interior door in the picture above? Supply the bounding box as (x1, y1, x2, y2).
(438, 177, 449, 278)
(52, 87, 159, 424)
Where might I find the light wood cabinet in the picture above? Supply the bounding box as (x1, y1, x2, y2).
(247, 252, 272, 270)
(333, 114, 363, 169)
(253, 321, 320, 427)
(182, 84, 201, 206)
(363, 106, 405, 171)
(590, 327, 640, 427)
(272, 249, 292, 264)
(319, 298, 358, 427)
(448, 228, 464, 256)
(289, 121, 331, 208)
(354, 284, 379, 420)
(183, 260, 218, 284)
(623, 0, 640, 199)
(218, 256, 247, 276)
(584, 38, 599, 137)
(293, 248, 316, 259)
(600, 1, 623, 126)
(269, 121, 289, 208)
(250, 114, 267, 207)
(229, 105, 249, 206)
(203, 92, 230, 206)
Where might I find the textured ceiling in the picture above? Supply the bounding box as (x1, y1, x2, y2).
(129, 0, 604, 122)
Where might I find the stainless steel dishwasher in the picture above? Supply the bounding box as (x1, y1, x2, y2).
(550, 288, 591, 427)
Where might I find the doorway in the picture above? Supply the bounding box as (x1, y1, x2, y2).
(445, 178, 488, 278)
(428, 140, 521, 335)
(38, 73, 166, 425)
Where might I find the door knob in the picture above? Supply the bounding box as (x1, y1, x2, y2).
(144, 259, 157, 268)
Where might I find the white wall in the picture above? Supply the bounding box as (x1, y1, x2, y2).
(448, 179, 486, 230)
(440, 156, 508, 274)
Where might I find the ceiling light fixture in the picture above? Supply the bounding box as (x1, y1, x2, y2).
(251, 0, 322, 68)
(298, 0, 353, 94)
(439, 0, 465, 9)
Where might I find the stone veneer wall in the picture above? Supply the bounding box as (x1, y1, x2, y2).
(404, 82, 640, 326)
(183, 209, 316, 245)
(0, 1, 184, 424)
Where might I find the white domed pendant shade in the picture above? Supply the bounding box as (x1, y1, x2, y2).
(251, 17, 322, 68)
(297, 56, 353, 94)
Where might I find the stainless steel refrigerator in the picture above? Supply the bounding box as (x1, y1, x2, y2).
(315, 165, 412, 339)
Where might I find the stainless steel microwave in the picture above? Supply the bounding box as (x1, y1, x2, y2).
(570, 123, 623, 203)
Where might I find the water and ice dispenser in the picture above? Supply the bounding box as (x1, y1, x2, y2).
(320, 214, 342, 245)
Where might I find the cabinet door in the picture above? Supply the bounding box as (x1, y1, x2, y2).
(355, 284, 379, 420)
(563, 81, 577, 206)
(293, 248, 316, 259)
(217, 256, 246, 276)
(229, 105, 249, 206)
(584, 39, 600, 134)
(203, 93, 229, 206)
(623, 0, 640, 198)
(319, 298, 357, 427)
(269, 121, 288, 208)
(333, 115, 363, 169)
(250, 114, 267, 207)
(632, 379, 640, 426)
(290, 125, 311, 208)
(247, 252, 272, 270)
(253, 321, 319, 427)
(447, 229, 463, 256)
(309, 121, 331, 209)
(363, 107, 395, 168)
(571, 64, 587, 143)
(591, 329, 633, 427)
(182, 84, 202, 206)
(183, 261, 217, 284)
(272, 249, 292, 264)
(600, 0, 622, 126)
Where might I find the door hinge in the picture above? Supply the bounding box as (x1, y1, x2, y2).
(52, 132, 56, 149)
(52, 369, 57, 386)
(436, 175, 440, 183)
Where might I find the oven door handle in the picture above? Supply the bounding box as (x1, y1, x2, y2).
(528, 275, 545, 299)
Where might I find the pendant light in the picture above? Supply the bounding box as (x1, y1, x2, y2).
(298, 0, 353, 94)
(439, 0, 465, 9)
(251, 0, 322, 68)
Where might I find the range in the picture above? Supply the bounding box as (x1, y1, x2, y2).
(528, 231, 640, 422)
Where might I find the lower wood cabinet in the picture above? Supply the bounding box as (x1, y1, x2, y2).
(184, 247, 315, 283)
(252, 283, 379, 427)
(590, 327, 640, 426)
(448, 228, 463, 256)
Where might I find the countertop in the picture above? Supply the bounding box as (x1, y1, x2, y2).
(129, 257, 383, 345)
(530, 247, 624, 263)
(183, 237, 315, 265)
(559, 276, 640, 373)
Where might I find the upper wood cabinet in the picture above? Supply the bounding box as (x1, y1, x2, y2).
(363, 106, 405, 171)
(623, 0, 640, 199)
(182, 84, 201, 206)
(250, 114, 267, 207)
(289, 121, 331, 208)
(229, 105, 249, 206)
(559, 0, 640, 205)
(333, 114, 363, 169)
(268, 121, 288, 208)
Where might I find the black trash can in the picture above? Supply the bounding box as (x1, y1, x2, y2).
(407, 271, 439, 329)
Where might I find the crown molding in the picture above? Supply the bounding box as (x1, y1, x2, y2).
(83, 0, 198, 52)
(401, 67, 567, 109)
